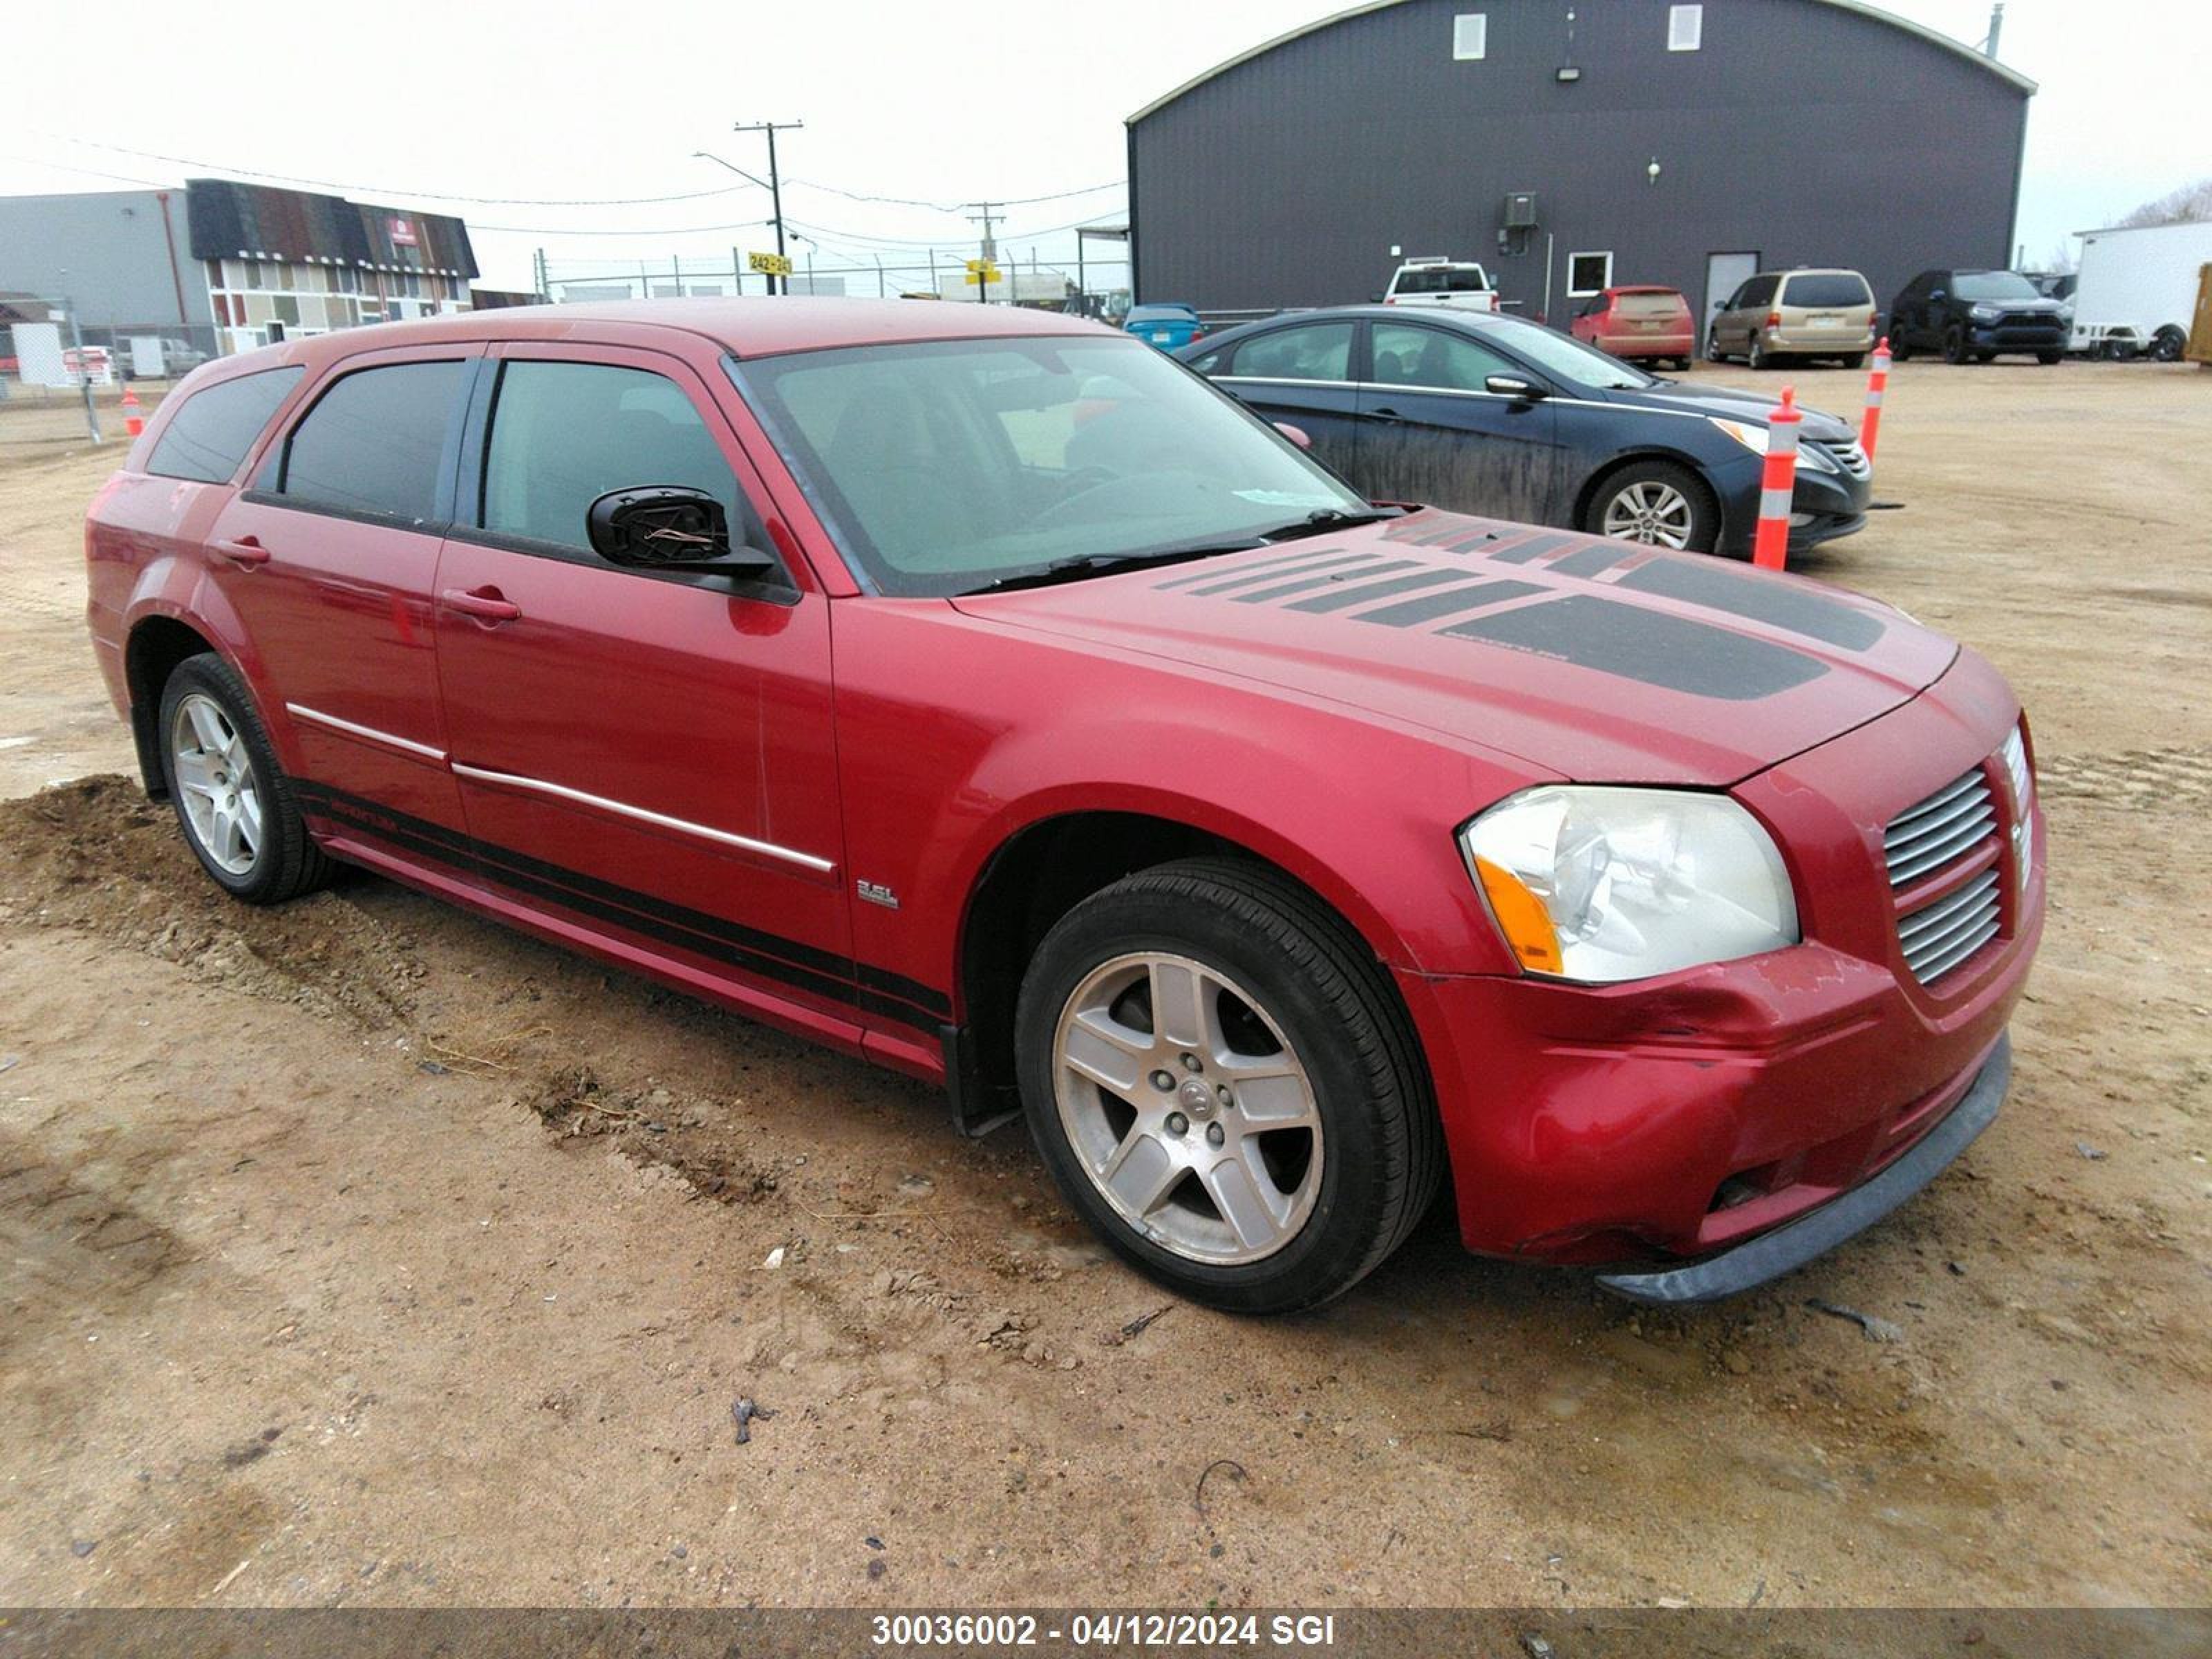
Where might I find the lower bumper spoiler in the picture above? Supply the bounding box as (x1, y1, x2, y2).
(1595, 1033, 2009, 1305)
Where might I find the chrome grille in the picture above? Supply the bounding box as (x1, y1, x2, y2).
(1811, 438, 1871, 480)
(1897, 869, 2002, 983)
(1884, 769, 1997, 886)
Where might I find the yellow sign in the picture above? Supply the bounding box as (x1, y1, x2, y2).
(747, 251, 794, 277)
(964, 258, 996, 274)
(964, 265, 1004, 286)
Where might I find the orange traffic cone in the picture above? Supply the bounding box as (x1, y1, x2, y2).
(122, 388, 144, 438)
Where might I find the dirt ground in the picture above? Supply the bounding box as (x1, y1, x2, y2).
(0, 359, 2206, 1612)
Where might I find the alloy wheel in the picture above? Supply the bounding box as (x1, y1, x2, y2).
(1051, 950, 1322, 1265)
(169, 693, 263, 876)
(1602, 480, 1696, 548)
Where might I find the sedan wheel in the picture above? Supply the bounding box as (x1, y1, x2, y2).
(1052, 951, 1322, 1266)
(158, 652, 335, 903)
(171, 693, 264, 876)
(1601, 478, 1696, 550)
(1015, 857, 1441, 1313)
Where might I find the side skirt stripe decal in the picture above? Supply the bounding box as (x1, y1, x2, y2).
(292, 782, 949, 1031)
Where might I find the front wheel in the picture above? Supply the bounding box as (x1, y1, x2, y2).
(159, 653, 335, 903)
(1015, 859, 1441, 1314)
(1942, 326, 1969, 365)
(1705, 328, 1727, 364)
(1586, 460, 1720, 554)
(2036, 350, 2063, 365)
(1839, 353, 1866, 371)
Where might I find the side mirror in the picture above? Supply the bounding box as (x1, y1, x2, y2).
(1485, 374, 1546, 401)
(1273, 421, 1313, 450)
(586, 486, 776, 578)
(1929, 288, 1946, 301)
(1370, 292, 1385, 303)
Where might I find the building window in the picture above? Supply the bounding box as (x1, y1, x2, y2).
(1453, 12, 1486, 59)
(1567, 251, 1613, 297)
(1668, 4, 1703, 50)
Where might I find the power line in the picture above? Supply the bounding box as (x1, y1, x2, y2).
(784, 177, 1125, 212)
(476, 217, 775, 236)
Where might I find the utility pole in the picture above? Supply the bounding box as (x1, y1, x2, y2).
(733, 120, 804, 294)
(964, 202, 1002, 304)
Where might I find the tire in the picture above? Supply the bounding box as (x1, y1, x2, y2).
(1942, 326, 1969, 365)
(1705, 328, 1727, 364)
(2036, 350, 2063, 366)
(1013, 857, 1441, 1315)
(2151, 327, 2186, 363)
(1584, 458, 1721, 554)
(1973, 350, 1996, 364)
(1839, 353, 1866, 371)
(1749, 336, 1776, 370)
(158, 653, 335, 904)
(1891, 333, 1913, 362)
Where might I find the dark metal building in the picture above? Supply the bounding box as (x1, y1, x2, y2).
(1127, 0, 2033, 334)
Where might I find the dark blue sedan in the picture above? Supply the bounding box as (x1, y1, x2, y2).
(1177, 307, 1870, 557)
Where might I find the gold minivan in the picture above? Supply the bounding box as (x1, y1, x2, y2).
(1707, 268, 1878, 368)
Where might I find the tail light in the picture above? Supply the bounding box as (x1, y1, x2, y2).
(1765, 310, 1782, 329)
(1188, 329, 1208, 344)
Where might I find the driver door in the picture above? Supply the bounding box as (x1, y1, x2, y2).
(431, 342, 853, 1023)
(1354, 321, 1562, 521)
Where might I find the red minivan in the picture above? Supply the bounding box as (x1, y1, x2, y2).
(84, 300, 2041, 1313)
(1571, 285, 1697, 368)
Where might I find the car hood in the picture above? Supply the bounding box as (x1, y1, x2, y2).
(1601, 381, 1859, 442)
(948, 512, 1956, 787)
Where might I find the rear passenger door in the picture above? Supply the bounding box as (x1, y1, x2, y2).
(1203, 320, 1363, 477)
(431, 343, 853, 1025)
(206, 344, 476, 834)
(1356, 322, 1562, 521)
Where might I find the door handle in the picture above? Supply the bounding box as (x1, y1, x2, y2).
(1367, 408, 1406, 423)
(441, 586, 522, 624)
(210, 536, 270, 567)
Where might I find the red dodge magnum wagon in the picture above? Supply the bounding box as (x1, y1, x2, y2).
(85, 300, 2043, 1312)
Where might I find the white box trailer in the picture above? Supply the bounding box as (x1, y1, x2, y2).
(2069, 220, 2212, 361)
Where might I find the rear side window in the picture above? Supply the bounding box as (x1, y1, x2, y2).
(144, 366, 303, 483)
(1741, 275, 1779, 307)
(1229, 322, 1355, 382)
(480, 360, 740, 551)
(1782, 273, 1873, 308)
(278, 359, 466, 525)
(1395, 266, 1488, 294)
(1371, 324, 1515, 391)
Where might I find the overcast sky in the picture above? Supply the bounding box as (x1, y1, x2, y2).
(6, 0, 2204, 292)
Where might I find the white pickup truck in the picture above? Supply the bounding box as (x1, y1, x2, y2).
(1377, 257, 1499, 313)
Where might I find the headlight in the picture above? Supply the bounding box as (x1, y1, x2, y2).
(1793, 442, 1838, 474)
(2000, 724, 2034, 899)
(1708, 416, 1766, 453)
(1461, 787, 1799, 982)
(1969, 304, 2000, 321)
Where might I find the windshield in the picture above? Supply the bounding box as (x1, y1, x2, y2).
(1780, 272, 1873, 309)
(1396, 266, 1488, 294)
(1953, 271, 2040, 302)
(730, 335, 1369, 597)
(1477, 315, 1656, 391)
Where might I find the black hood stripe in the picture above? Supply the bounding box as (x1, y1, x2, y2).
(1486, 532, 1582, 565)
(1613, 556, 1886, 650)
(1353, 577, 1546, 628)
(1282, 566, 1468, 614)
(1443, 594, 1828, 700)
(1546, 541, 1642, 579)
(1153, 546, 1344, 590)
(1180, 549, 1373, 597)
(1228, 558, 1421, 606)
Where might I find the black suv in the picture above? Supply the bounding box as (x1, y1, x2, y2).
(1888, 270, 2068, 364)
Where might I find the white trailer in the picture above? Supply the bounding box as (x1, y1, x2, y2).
(2069, 220, 2212, 360)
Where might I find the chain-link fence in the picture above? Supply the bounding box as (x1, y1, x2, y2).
(540, 249, 1132, 319)
(3, 319, 226, 391)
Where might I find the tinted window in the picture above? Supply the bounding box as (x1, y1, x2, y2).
(1952, 271, 2040, 303)
(281, 360, 465, 523)
(145, 366, 303, 483)
(1395, 266, 1488, 294)
(1229, 323, 1354, 382)
(1781, 272, 1873, 308)
(1743, 275, 1779, 307)
(1371, 324, 1516, 391)
(482, 361, 740, 551)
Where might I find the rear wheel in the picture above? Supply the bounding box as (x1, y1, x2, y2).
(1749, 336, 1777, 370)
(158, 653, 335, 904)
(1015, 858, 1440, 1314)
(2151, 326, 2186, 363)
(1586, 459, 1719, 554)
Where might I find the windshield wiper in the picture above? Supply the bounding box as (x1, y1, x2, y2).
(1257, 506, 1403, 542)
(957, 539, 1267, 597)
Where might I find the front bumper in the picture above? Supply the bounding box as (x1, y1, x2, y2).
(1397, 650, 2043, 1282)
(1969, 324, 2066, 353)
(1596, 1033, 2007, 1302)
(1714, 452, 1871, 556)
